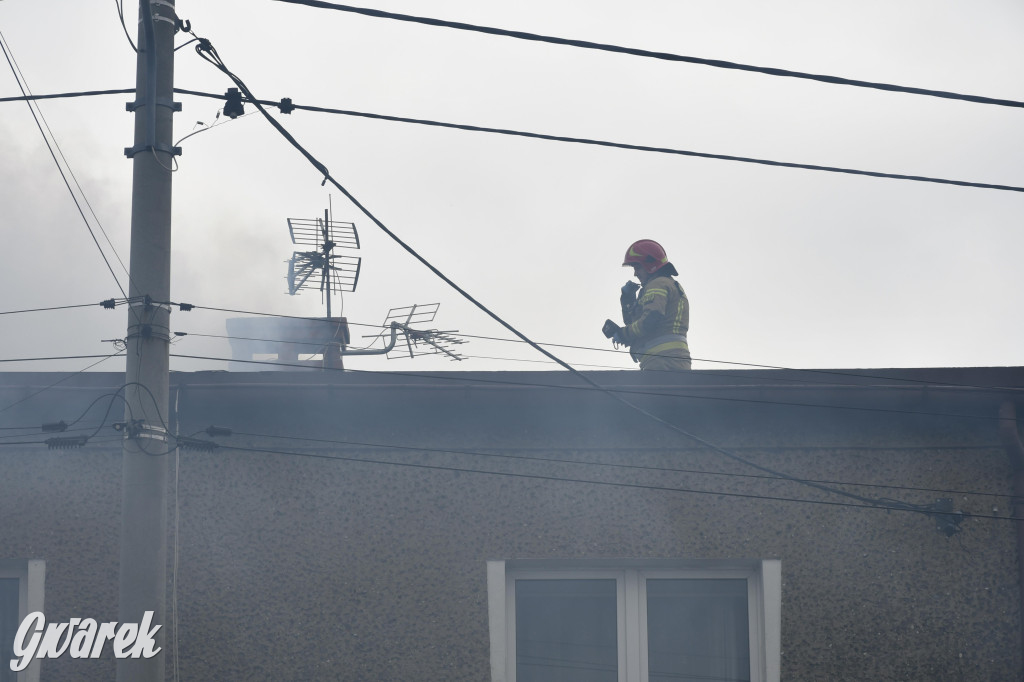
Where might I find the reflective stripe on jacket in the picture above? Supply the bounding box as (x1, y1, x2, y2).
(621, 275, 690, 365)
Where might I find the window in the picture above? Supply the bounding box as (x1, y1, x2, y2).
(487, 559, 780, 682)
(0, 560, 45, 682)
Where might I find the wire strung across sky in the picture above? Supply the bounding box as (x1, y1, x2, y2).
(0, 88, 134, 104)
(0, 33, 132, 299)
(3, 87, 1022, 194)
(270, 0, 1024, 110)
(164, 24, 980, 522)
(0, 351, 125, 416)
(0, 302, 115, 316)
(5, 20, 976, 521)
(179, 88, 1024, 194)
(152, 300, 1024, 393)
(1, 295, 1020, 397)
(0, 24, 1006, 525)
(170, 325, 1024, 394)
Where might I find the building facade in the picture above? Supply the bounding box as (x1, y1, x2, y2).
(1, 367, 1022, 680)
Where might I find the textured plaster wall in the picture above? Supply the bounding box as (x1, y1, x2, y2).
(0, 371, 1020, 681)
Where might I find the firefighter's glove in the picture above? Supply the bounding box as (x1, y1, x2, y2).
(620, 280, 640, 306)
(602, 319, 628, 348)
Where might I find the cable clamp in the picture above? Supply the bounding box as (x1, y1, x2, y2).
(116, 421, 168, 443)
(125, 97, 183, 113)
(124, 143, 183, 159)
(150, 0, 178, 25)
(127, 299, 173, 313)
(125, 329, 171, 343)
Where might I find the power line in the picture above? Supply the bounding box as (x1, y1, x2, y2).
(0, 32, 131, 298)
(0, 88, 134, 104)
(0, 354, 126, 364)
(174, 88, 1024, 194)
(269, 0, 1024, 110)
(3, 431, 1001, 520)
(213, 441, 1016, 523)
(114, 0, 137, 52)
(166, 352, 1010, 425)
(0, 351, 125, 416)
(225, 429, 1015, 501)
(189, 34, 972, 524)
(5, 86, 1020, 193)
(411, 329, 1024, 393)
(165, 303, 1024, 393)
(0, 342, 1004, 427)
(423, 352, 625, 370)
(170, 325, 1020, 392)
(0, 301, 118, 316)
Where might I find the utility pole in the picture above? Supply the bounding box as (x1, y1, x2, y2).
(119, 0, 177, 680)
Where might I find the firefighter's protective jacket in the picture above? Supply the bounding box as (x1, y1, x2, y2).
(620, 274, 691, 370)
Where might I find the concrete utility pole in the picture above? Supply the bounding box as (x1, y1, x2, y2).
(119, 0, 177, 680)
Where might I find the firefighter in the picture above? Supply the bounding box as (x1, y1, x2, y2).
(608, 239, 691, 371)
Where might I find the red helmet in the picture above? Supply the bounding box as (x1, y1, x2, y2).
(623, 239, 678, 276)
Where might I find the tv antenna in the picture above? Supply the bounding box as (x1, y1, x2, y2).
(286, 208, 360, 319)
(377, 303, 467, 362)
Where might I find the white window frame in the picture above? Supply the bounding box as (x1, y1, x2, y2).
(0, 560, 45, 682)
(487, 558, 780, 682)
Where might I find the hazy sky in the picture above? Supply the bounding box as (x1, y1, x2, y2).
(1, 0, 1022, 374)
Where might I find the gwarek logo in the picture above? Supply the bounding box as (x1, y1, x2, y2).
(8, 611, 162, 671)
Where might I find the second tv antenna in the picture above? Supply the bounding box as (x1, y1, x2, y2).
(286, 208, 361, 319)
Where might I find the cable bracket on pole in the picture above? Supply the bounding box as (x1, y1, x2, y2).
(124, 98, 182, 158)
(115, 420, 169, 444)
(124, 142, 183, 158)
(125, 97, 182, 113)
(150, 0, 178, 25)
(127, 298, 173, 313)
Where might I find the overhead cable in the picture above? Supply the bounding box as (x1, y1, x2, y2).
(4, 86, 1020, 193)
(192, 35, 965, 525)
(0, 351, 125, 416)
(216, 442, 1004, 524)
(0, 88, 134, 104)
(0, 301, 116, 316)
(114, 0, 137, 52)
(166, 352, 1007, 424)
(175, 88, 1024, 194)
(270, 0, 1024, 110)
(5, 344, 1011, 424)
(0, 354, 127, 364)
(167, 304, 1024, 393)
(419, 329, 1024, 392)
(0, 32, 131, 298)
(226, 429, 1015, 501)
